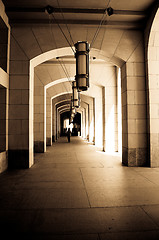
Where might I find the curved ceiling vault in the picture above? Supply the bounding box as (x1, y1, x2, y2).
(36, 57, 116, 90)
(6, 0, 155, 73)
(52, 93, 93, 116)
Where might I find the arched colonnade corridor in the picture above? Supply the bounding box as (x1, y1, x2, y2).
(0, 0, 159, 238)
(1, 2, 159, 169)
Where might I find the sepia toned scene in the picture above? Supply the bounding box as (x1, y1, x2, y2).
(0, 0, 159, 239)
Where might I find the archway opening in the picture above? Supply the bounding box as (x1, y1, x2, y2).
(30, 47, 124, 167)
(60, 111, 70, 137)
(72, 112, 81, 136)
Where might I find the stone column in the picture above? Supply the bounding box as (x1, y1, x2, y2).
(104, 78, 118, 152)
(0, 23, 8, 72)
(81, 95, 94, 142)
(81, 109, 86, 139)
(46, 95, 52, 146)
(81, 102, 89, 140)
(121, 61, 147, 166)
(0, 87, 6, 152)
(0, 87, 8, 173)
(145, 9, 159, 167)
(55, 107, 59, 140)
(102, 87, 106, 151)
(34, 75, 45, 153)
(94, 87, 103, 149)
(93, 98, 95, 144)
(52, 100, 56, 142)
(0, 2, 9, 173)
(9, 35, 32, 168)
(117, 68, 122, 154)
(89, 98, 94, 143)
(58, 109, 61, 138)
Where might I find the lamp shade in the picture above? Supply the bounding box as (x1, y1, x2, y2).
(69, 100, 75, 123)
(74, 41, 89, 91)
(72, 81, 80, 108)
(69, 111, 74, 123)
(72, 107, 76, 115)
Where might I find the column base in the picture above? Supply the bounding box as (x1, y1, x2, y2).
(122, 147, 148, 167)
(149, 133, 159, 167)
(8, 150, 29, 169)
(46, 137, 52, 146)
(34, 141, 44, 153)
(150, 146, 159, 167)
(0, 151, 8, 173)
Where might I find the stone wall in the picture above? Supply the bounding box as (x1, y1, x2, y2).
(0, 0, 10, 172)
(145, 3, 159, 167)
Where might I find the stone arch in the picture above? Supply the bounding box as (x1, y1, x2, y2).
(51, 93, 72, 142)
(51, 92, 93, 143)
(147, 7, 159, 167)
(30, 44, 147, 166)
(33, 50, 119, 155)
(9, 23, 148, 168)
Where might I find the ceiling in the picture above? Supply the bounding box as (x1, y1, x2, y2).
(2, 0, 157, 28)
(2, 0, 158, 114)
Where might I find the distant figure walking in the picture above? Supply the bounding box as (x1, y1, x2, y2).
(67, 128, 71, 142)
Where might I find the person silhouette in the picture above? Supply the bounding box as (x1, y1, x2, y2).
(67, 128, 71, 142)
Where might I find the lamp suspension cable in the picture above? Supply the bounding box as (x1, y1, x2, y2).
(90, 0, 111, 49)
(60, 59, 72, 85)
(46, 3, 75, 53)
(57, 58, 72, 86)
(48, 14, 73, 102)
(57, 61, 72, 104)
(90, 10, 107, 49)
(47, 13, 73, 114)
(57, 59, 73, 111)
(48, 7, 75, 96)
(56, 0, 75, 47)
(50, 13, 75, 54)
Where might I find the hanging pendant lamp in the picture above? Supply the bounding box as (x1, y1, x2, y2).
(69, 111, 74, 124)
(72, 107, 76, 115)
(74, 41, 89, 91)
(72, 81, 80, 108)
(69, 98, 75, 123)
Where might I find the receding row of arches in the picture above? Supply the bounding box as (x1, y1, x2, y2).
(0, 1, 159, 173)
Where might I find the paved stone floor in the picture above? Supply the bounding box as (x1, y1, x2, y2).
(1, 137, 159, 239)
